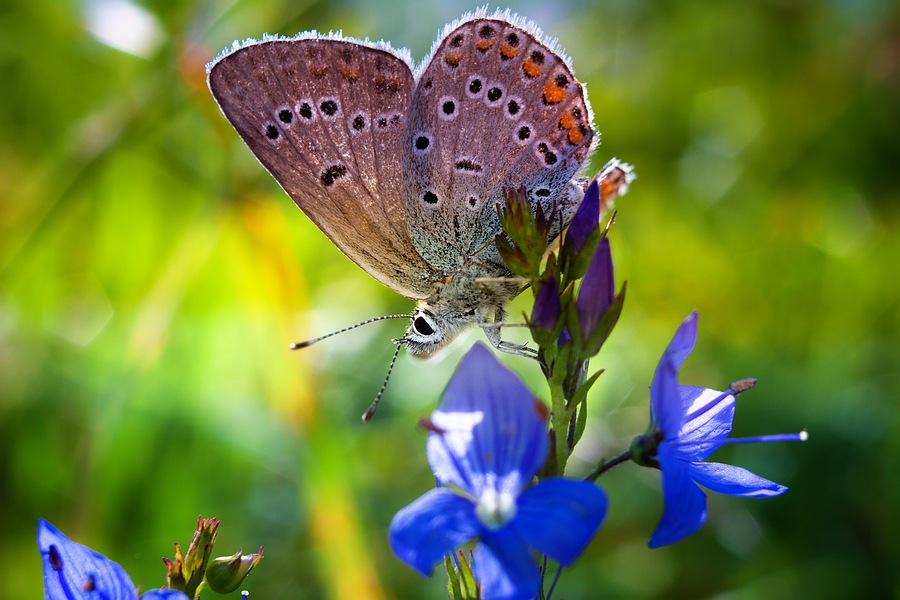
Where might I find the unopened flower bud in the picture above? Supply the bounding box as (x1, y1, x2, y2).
(205, 547, 263, 594)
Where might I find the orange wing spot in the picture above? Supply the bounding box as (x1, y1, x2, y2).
(523, 59, 543, 78)
(475, 39, 495, 51)
(567, 127, 585, 145)
(339, 64, 360, 80)
(445, 51, 463, 68)
(559, 111, 576, 130)
(542, 79, 566, 104)
(500, 43, 520, 59)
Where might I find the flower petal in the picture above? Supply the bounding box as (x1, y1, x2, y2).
(565, 178, 600, 256)
(671, 385, 734, 461)
(38, 519, 137, 600)
(512, 478, 607, 565)
(531, 274, 561, 334)
(140, 591, 190, 600)
(649, 445, 707, 547)
(473, 528, 541, 600)
(688, 461, 788, 497)
(650, 312, 699, 434)
(576, 237, 614, 340)
(389, 488, 480, 576)
(427, 344, 548, 497)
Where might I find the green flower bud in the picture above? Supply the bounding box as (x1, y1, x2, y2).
(205, 547, 263, 594)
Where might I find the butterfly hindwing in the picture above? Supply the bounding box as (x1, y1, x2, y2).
(401, 14, 596, 272)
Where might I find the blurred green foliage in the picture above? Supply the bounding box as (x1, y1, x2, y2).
(1, 0, 898, 598)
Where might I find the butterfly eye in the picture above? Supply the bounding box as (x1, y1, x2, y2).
(413, 316, 435, 336)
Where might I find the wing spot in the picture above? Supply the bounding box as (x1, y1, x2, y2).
(445, 51, 463, 69)
(422, 191, 439, 205)
(542, 78, 567, 105)
(278, 108, 293, 124)
(505, 97, 523, 120)
(468, 196, 479, 209)
(297, 101, 315, 120)
(374, 73, 403, 94)
(319, 98, 340, 118)
(450, 33, 465, 48)
(516, 124, 532, 143)
(439, 96, 458, 120)
(454, 158, 483, 173)
(265, 124, 279, 140)
(486, 86, 503, 104)
(320, 164, 348, 187)
(475, 24, 496, 52)
(340, 64, 360, 81)
(523, 50, 545, 77)
(350, 112, 368, 132)
(467, 76, 483, 97)
(536, 188, 551, 197)
(414, 132, 431, 154)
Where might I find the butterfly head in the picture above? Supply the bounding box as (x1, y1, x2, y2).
(403, 303, 480, 358)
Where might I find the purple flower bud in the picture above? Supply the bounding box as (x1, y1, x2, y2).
(576, 237, 615, 341)
(531, 274, 562, 333)
(566, 179, 600, 257)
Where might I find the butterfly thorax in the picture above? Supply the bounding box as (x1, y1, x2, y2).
(404, 259, 520, 357)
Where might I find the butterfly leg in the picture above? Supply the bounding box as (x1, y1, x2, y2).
(480, 307, 539, 360)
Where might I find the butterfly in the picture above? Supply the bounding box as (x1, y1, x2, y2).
(207, 8, 597, 358)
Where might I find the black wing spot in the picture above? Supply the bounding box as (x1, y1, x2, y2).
(479, 24, 496, 38)
(468, 196, 478, 208)
(265, 124, 279, 140)
(506, 33, 520, 46)
(536, 188, 551, 197)
(415, 134, 430, 151)
(320, 164, 348, 187)
(298, 102, 313, 119)
(454, 159, 483, 173)
(442, 100, 456, 115)
(487, 87, 503, 102)
(352, 114, 366, 130)
(507, 100, 520, 115)
(469, 78, 483, 94)
(555, 74, 570, 88)
(450, 34, 465, 48)
(544, 151, 558, 166)
(518, 125, 531, 141)
(278, 109, 293, 123)
(422, 191, 438, 205)
(320, 99, 338, 116)
(530, 50, 545, 64)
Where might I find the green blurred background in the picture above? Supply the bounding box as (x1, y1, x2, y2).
(2, 0, 898, 597)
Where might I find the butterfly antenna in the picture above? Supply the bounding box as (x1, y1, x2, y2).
(289, 314, 411, 349)
(362, 341, 404, 423)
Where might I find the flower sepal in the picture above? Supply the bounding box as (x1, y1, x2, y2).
(445, 551, 479, 600)
(496, 186, 553, 278)
(165, 517, 219, 598)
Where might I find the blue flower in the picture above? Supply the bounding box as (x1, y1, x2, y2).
(390, 344, 608, 600)
(38, 519, 188, 600)
(634, 312, 807, 548)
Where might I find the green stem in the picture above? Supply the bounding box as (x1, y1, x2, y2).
(549, 377, 569, 475)
(584, 449, 633, 481)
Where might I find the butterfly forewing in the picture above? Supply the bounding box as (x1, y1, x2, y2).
(402, 17, 595, 271)
(208, 39, 436, 298)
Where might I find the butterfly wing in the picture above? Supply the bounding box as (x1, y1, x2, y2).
(208, 37, 436, 298)
(402, 13, 596, 272)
